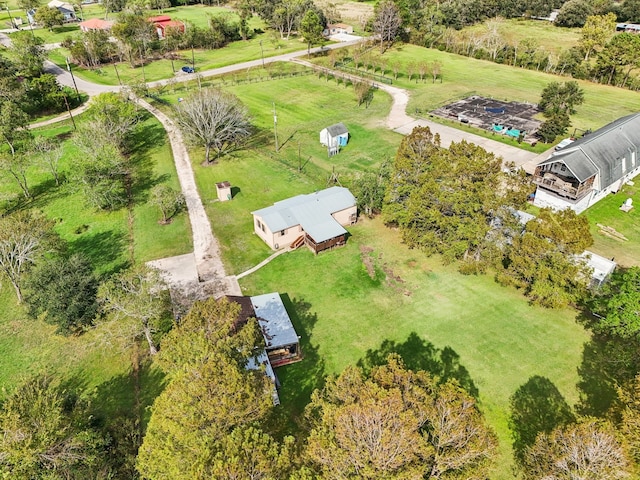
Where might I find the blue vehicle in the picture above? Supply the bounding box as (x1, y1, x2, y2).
(181, 66, 195, 74)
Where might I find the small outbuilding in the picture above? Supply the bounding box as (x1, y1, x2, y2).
(320, 122, 349, 149)
(148, 15, 185, 39)
(579, 251, 617, 287)
(215, 181, 232, 202)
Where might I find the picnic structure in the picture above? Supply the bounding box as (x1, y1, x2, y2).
(148, 15, 185, 39)
(251, 186, 357, 253)
(532, 113, 640, 213)
(228, 293, 303, 405)
(79, 18, 114, 32)
(320, 122, 349, 155)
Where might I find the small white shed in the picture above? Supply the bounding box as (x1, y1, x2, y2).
(320, 123, 349, 148)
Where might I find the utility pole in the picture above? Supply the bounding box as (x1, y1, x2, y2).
(191, 45, 195, 70)
(272, 102, 279, 152)
(66, 57, 80, 100)
(4, 3, 15, 29)
(260, 40, 264, 68)
(114, 63, 122, 86)
(63, 94, 76, 130)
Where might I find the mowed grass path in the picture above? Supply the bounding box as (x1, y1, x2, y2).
(239, 218, 589, 478)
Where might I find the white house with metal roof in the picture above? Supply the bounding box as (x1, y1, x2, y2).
(532, 113, 640, 213)
(252, 186, 357, 253)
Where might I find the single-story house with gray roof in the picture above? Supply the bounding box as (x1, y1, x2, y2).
(252, 186, 357, 253)
(533, 113, 640, 213)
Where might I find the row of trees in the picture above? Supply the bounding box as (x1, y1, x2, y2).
(428, 14, 640, 91)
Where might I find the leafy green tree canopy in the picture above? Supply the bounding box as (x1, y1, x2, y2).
(305, 354, 497, 479)
(591, 267, 640, 338)
(0, 376, 108, 479)
(23, 253, 99, 335)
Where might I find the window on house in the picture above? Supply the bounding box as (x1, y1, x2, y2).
(256, 219, 261, 229)
(560, 165, 566, 172)
(261, 224, 265, 232)
(280, 230, 286, 236)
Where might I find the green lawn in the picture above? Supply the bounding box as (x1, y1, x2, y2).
(584, 182, 640, 267)
(0, 112, 188, 416)
(238, 218, 589, 479)
(461, 18, 581, 56)
(322, 43, 640, 135)
(151, 73, 400, 273)
(48, 31, 307, 86)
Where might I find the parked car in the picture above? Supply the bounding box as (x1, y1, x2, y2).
(181, 66, 195, 74)
(555, 138, 574, 151)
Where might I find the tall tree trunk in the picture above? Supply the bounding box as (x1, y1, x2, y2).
(12, 279, 22, 304)
(205, 143, 211, 163)
(143, 322, 158, 355)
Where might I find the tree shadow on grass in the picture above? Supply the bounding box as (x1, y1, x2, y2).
(357, 332, 479, 398)
(69, 229, 128, 276)
(90, 359, 166, 478)
(575, 333, 640, 419)
(264, 295, 325, 439)
(508, 375, 575, 463)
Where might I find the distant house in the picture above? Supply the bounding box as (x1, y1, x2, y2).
(320, 122, 349, 149)
(79, 18, 114, 32)
(323, 23, 354, 36)
(47, 0, 76, 21)
(616, 23, 640, 33)
(532, 113, 640, 213)
(148, 15, 185, 39)
(252, 186, 357, 253)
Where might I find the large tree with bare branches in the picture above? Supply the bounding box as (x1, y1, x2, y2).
(0, 211, 56, 303)
(373, 0, 403, 52)
(174, 88, 252, 164)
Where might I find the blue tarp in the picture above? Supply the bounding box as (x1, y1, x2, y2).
(506, 128, 521, 138)
(486, 107, 505, 114)
(339, 136, 348, 147)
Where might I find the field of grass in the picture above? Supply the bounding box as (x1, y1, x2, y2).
(321, 43, 640, 135)
(462, 18, 581, 56)
(148, 74, 399, 273)
(238, 218, 589, 478)
(47, 31, 307, 86)
(0, 112, 188, 412)
(584, 182, 640, 267)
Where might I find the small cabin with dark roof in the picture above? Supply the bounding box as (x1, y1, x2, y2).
(533, 113, 640, 213)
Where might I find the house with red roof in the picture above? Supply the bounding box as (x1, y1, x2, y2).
(79, 18, 114, 32)
(148, 15, 185, 39)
